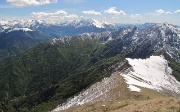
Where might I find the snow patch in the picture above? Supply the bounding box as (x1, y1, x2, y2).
(51, 38, 58, 45)
(128, 85, 141, 92)
(121, 56, 180, 94)
(107, 36, 113, 41)
(6, 28, 33, 33)
(178, 33, 180, 37)
(0, 20, 8, 25)
(92, 19, 105, 28)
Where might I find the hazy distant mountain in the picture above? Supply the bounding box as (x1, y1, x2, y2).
(0, 30, 52, 60)
(118, 22, 156, 29)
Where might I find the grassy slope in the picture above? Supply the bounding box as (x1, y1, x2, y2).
(60, 98, 180, 112)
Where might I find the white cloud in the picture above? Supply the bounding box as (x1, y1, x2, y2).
(0, 4, 17, 8)
(156, 9, 172, 14)
(49, 14, 78, 20)
(6, 0, 57, 6)
(64, 0, 84, 3)
(156, 9, 164, 14)
(174, 10, 180, 13)
(165, 11, 173, 14)
(31, 10, 78, 20)
(130, 14, 142, 19)
(31, 12, 49, 18)
(54, 10, 68, 15)
(31, 10, 67, 18)
(104, 7, 126, 15)
(65, 14, 78, 18)
(82, 10, 101, 16)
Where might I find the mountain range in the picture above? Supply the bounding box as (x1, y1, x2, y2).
(0, 19, 158, 37)
(0, 19, 158, 60)
(0, 19, 115, 38)
(0, 20, 180, 112)
(0, 19, 116, 60)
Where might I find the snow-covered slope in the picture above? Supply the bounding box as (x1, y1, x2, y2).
(0, 19, 46, 33)
(60, 19, 114, 28)
(121, 55, 180, 94)
(114, 23, 180, 62)
(50, 22, 180, 61)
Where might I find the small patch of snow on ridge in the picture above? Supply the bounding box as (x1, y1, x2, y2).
(6, 28, 33, 33)
(92, 19, 105, 28)
(107, 36, 113, 41)
(128, 85, 141, 92)
(51, 38, 59, 45)
(121, 55, 180, 94)
(0, 20, 8, 25)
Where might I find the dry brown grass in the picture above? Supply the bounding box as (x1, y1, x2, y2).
(113, 98, 180, 112)
(61, 98, 180, 112)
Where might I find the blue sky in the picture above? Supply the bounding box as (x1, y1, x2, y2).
(0, 0, 180, 25)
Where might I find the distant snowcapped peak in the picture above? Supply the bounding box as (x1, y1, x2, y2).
(65, 19, 114, 28)
(149, 23, 180, 36)
(153, 23, 178, 30)
(0, 20, 9, 25)
(6, 28, 33, 33)
(91, 19, 105, 28)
